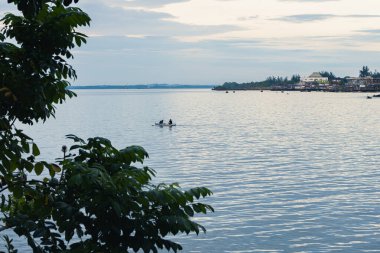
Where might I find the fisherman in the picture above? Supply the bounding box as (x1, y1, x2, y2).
(168, 119, 173, 125)
(159, 120, 164, 124)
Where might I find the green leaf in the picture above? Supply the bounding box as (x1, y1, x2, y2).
(32, 143, 40, 156)
(51, 163, 61, 173)
(24, 161, 34, 172)
(2, 157, 10, 170)
(35, 162, 44, 176)
(111, 201, 122, 218)
(69, 144, 82, 150)
(190, 188, 201, 199)
(68, 174, 82, 186)
(21, 141, 30, 153)
(10, 159, 17, 172)
(184, 206, 194, 217)
(74, 35, 81, 46)
(33, 228, 45, 238)
(66, 134, 84, 143)
(12, 186, 23, 199)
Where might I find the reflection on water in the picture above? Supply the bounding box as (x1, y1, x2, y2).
(5, 89, 380, 252)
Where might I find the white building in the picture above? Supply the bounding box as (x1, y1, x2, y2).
(301, 72, 329, 84)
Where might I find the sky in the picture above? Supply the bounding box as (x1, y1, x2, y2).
(2, 0, 380, 85)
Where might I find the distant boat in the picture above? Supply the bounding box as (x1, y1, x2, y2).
(367, 96, 372, 99)
(373, 94, 380, 97)
(155, 122, 176, 127)
(226, 91, 229, 93)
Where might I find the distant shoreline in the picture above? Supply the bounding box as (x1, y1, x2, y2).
(69, 84, 215, 90)
(68, 85, 380, 93)
(212, 87, 380, 93)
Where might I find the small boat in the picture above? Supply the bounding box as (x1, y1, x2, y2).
(226, 91, 229, 93)
(373, 94, 380, 98)
(367, 96, 372, 99)
(155, 122, 176, 127)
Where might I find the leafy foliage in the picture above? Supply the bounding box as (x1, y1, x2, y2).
(0, 0, 213, 252)
(359, 65, 380, 78)
(319, 71, 336, 81)
(214, 74, 301, 90)
(2, 235, 18, 253)
(2, 136, 213, 252)
(0, 0, 89, 125)
(359, 65, 371, 77)
(214, 66, 380, 91)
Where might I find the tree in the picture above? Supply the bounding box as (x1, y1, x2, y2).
(319, 71, 336, 81)
(371, 70, 380, 78)
(290, 74, 300, 83)
(0, 0, 213, 252)
(359, 66, 371, 77)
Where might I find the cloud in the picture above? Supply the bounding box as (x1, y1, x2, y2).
(238, 15, 259, 21)
(124, 0, 191, 7)
(276, 14, 380, 23)
(351, 30, 380, 44)
(77, 1, 242, 37)
(277, 14, 334, 22)
(278, 0, 340, 2)
(359, 29, 380, 34)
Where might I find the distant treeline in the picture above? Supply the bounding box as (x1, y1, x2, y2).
(319, 66, 380, 80)
(213, 75, 301, 90)
(213, 66, 380, 90)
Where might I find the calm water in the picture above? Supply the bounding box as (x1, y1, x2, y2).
(4, 89, 380, 252)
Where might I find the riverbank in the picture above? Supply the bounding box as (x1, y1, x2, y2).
(212, 87, 380, 93)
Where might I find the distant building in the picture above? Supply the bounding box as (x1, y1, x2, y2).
(346, 76, 380, 91)
(301, 72, 329, 83)
(297, 72, 329, 90)
(347, 76, 373, 84)
(346, 77, 372, 88)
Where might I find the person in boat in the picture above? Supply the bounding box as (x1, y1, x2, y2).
(168, 119, 173, 125)
(159, 120, 164, 124)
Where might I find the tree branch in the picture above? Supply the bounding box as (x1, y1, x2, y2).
(0, 186, 9, 194)
(0, 179, 51, 194)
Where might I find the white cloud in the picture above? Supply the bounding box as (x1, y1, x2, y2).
(123, 0, 191, 7)
(153, 0, 380, 51)
(77, 0, 241, 37)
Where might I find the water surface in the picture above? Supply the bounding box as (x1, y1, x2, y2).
(4, 89, 380, 252)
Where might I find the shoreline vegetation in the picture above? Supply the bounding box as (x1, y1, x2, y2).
(72, 66, 380, 93)
(213, 67, 380, 92)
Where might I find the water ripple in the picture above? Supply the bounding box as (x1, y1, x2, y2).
(4, 90, 379, 252)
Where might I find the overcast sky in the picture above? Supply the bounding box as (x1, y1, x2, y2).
(2, 0, 380, 85)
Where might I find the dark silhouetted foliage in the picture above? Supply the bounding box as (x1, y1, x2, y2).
(0, 1, 213, 252)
